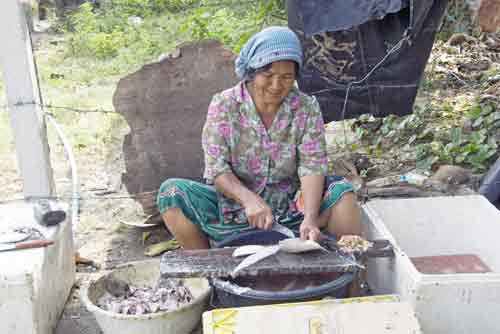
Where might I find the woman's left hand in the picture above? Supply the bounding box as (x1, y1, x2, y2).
(300, 218, 323, 242)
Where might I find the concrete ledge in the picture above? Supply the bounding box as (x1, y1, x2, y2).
(0, 201, 75, 334)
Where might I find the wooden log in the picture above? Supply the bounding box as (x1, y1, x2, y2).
(363, 185, 444, 199)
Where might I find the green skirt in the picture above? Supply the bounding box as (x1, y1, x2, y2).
(157, 176, 354, 241)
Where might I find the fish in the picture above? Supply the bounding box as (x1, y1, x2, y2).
(231, 238, 328, 276)
(232, 245, 266, 257)
(278, 238, 328, 254)
(232, 245, 280, 277)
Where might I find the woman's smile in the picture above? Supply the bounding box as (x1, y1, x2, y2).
(251, 60, 297, 108)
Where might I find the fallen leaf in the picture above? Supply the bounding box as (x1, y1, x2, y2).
(144, 239, 180, 257)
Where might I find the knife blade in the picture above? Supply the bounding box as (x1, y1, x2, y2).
(0, 239, 54, 252)
(271, 223, 295, 238)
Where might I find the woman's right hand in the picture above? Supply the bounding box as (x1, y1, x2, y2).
(243, 195, 274, 230)
(213, 172, 274, 230)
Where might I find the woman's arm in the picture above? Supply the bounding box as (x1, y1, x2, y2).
(202, 93, 273, 230)
(296, 96, 328, 241)
(215, 172, 273, 230)
(299, 174, 324, 241)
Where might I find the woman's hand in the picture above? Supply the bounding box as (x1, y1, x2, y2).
(300, 218, 322, 241)
(214, 172, 273, 230)
(243, 195, 274, 230)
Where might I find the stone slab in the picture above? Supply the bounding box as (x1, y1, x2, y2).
(0, 201, 75, 334)
(113, 40, 238, 215)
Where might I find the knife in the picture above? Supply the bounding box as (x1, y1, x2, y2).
(0, 239, 54, 252)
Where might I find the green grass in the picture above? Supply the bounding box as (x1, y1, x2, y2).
(24, 0, 284, 154)
(26, 12, 191, 154)
(2, 1, 494, 172)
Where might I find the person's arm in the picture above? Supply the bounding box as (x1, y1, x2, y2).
(299, 174, 324, 241)
(296, 96, 328, 241)
(202, 94, 272, 230)
(214, 172, 273, 230)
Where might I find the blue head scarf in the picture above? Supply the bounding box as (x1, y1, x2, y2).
(235, 26, 303, 80)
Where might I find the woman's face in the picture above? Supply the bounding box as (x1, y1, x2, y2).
(251, 60, 296, 108)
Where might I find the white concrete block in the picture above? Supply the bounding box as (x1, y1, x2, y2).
(363, 195, 500, 334)
(0, 201, 75, 334)
(203, 295, 422, 334)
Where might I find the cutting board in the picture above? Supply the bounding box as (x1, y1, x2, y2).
(160, 247, 357, 278)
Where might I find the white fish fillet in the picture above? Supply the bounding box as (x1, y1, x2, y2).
(232, 245, 265, 258)
(232, 245, 280, 276)
(278, 238, 327, 253)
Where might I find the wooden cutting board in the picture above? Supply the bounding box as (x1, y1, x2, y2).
(160, 239, 393, 278)
(159, 246, 358, 278)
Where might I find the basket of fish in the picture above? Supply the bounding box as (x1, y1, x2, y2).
(81, 259, 211, 334)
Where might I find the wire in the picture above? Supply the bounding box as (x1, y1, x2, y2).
(309, 1, 416, 148)
(99, 0, 270, 13)
(0, 101, 116, 114)
(312, 34, 412, 148)
(0, 191, 159, 205)
(43, 103, 116, 114)
(3, 180, 499, 206)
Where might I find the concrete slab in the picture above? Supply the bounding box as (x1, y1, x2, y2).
(0, 201, 75, 334)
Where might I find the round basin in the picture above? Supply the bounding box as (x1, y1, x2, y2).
(81, 260, 211, 334)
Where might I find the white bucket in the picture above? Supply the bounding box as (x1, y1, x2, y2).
(81, 260, 211, 334)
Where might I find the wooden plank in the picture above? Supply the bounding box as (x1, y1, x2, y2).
(160, 247, 358, 278)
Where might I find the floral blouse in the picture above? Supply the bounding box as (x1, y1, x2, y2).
(202, 81, 328, 225)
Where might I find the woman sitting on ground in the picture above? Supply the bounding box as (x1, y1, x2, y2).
(157, 26, 361, 250)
